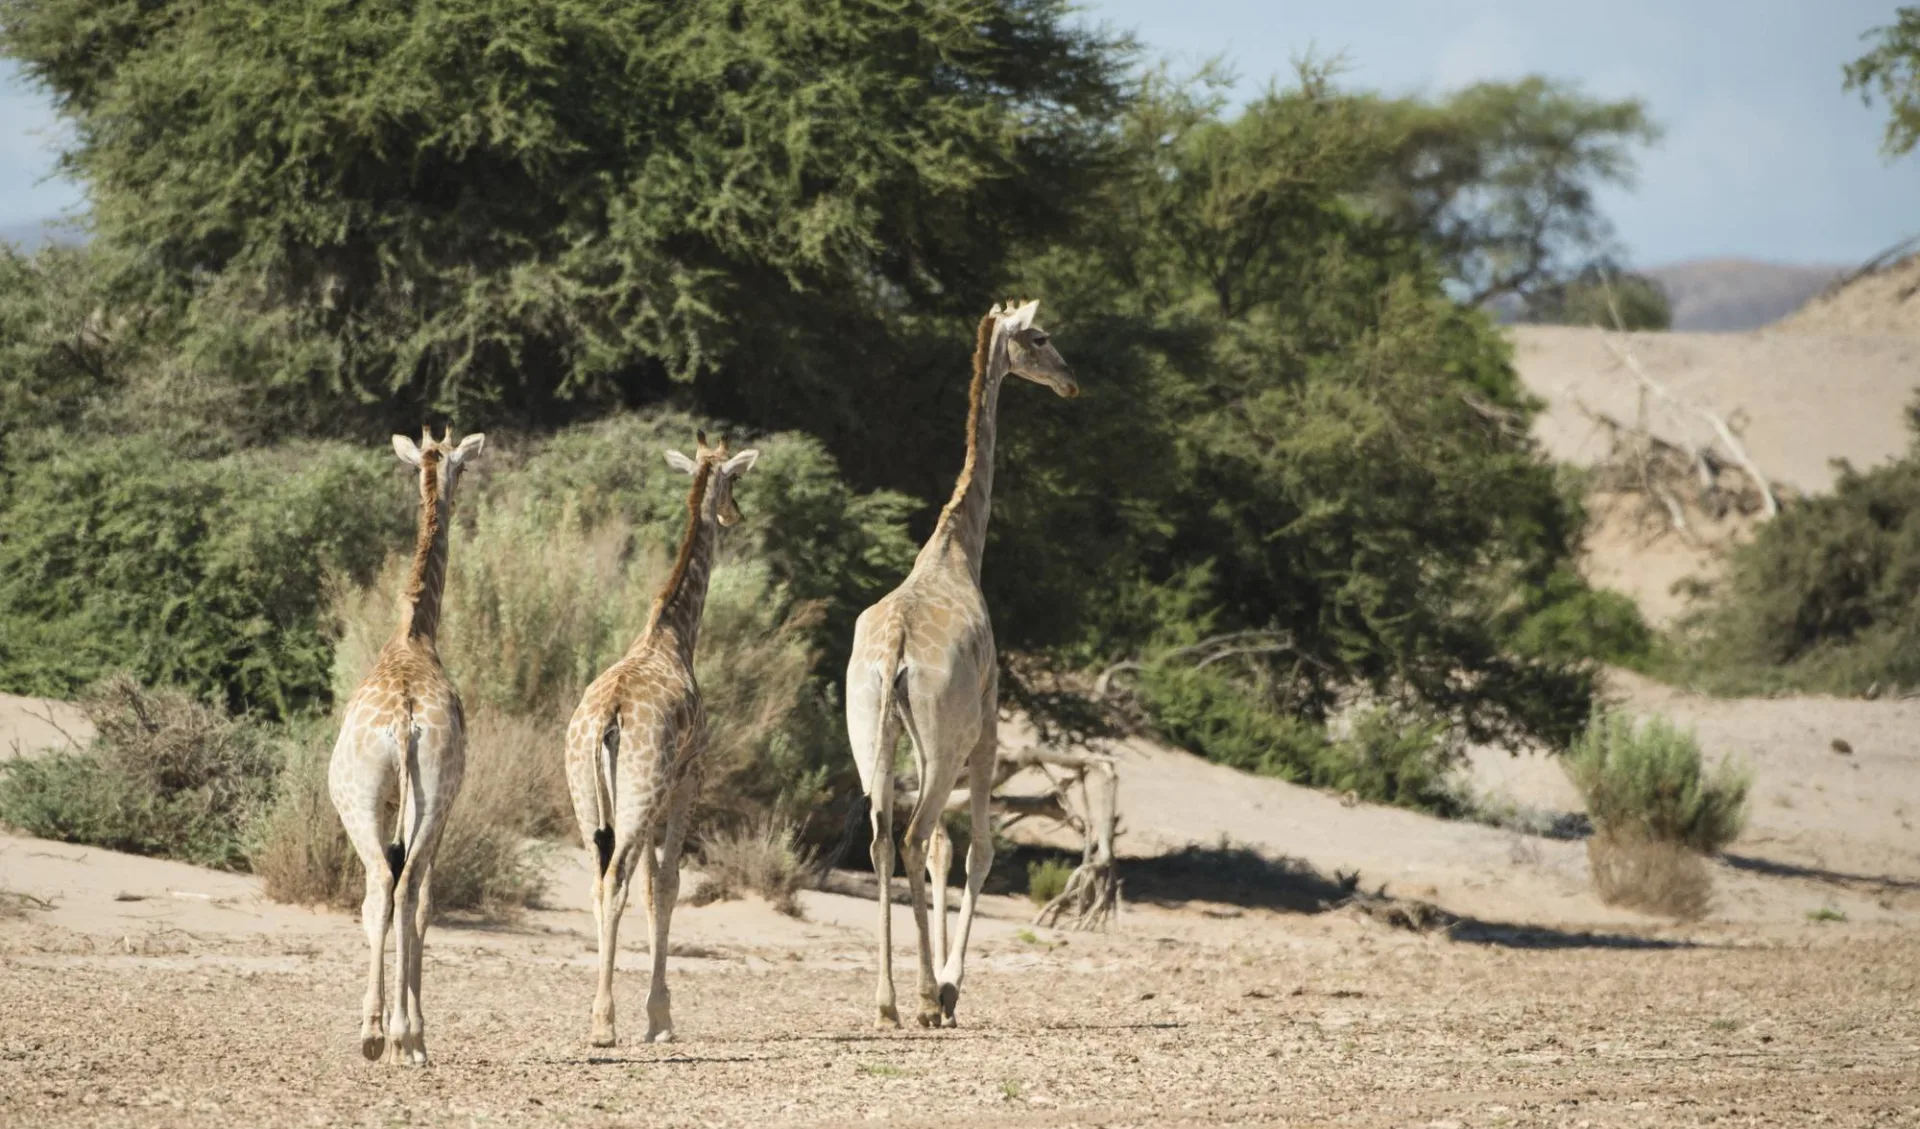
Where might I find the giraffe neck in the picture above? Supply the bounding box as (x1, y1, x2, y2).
(397, 455, 451, 642)
(643, 464, 719, 663)
(929, 316, 1007, 580)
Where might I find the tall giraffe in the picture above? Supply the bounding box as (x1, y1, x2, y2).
(329, 426, 485, 1066)
(845, 299, 1077, 1029)
(565, 432, 760, 1047)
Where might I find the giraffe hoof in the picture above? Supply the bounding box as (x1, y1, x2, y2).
(875, 1004, 901, 1030)
(938, 982, 959, 1027)
(360, 1035, 385, 1062)
(916, 1007, 941, 1029)
(647, 1029, 675, 1045)
(590, 1031, 617, 1049)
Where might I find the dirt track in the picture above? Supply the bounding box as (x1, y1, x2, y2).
(5, 862, 1919, 1129)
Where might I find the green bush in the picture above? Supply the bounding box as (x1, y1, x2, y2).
(1135, 662, 1466, 815)
(1563, 709, 1749, 853)
(1503, 568, 1653, 667)
(1675, 410, 1920, 695)
(0, 434, 404, 717)
(0, 675, 279, 869)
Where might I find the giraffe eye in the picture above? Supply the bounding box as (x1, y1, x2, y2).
(1030, 333, 1048, 347)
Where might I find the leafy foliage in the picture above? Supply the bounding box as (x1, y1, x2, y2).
(1524, 263, 1672, 331)
(1135, 662, 1465, 816)
(1371, 76, 1662, 306)
(1018, 71, 1600, 752)
(1564, 709, 1749, 854)
(1846, 6, 1920, 158)
(0, 435, 405, 717)
(0, 0, 1131, 427)
(1674, 404, 1920, 695)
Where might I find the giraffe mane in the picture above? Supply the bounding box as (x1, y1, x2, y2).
(400, 444, 446, 625)
(648, 456, 717, 631)
(934, 309, 1001, 531)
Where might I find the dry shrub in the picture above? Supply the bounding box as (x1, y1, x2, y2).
(689, 817, 818, 917)
(1586, 830, 1712, 920)
(252, 722, 361, 909)
(0, 675, 278, 870)
(250, 706, 548, 920)
(1564, 709, 1749, 852)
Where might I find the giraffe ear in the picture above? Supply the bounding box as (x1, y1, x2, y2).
(721, 449, 759, 477)
(451, 432, 486, 465)
(392, 435, 424, 467)
(1005, 300, 1039, 332)
(664, 449, 699, 475)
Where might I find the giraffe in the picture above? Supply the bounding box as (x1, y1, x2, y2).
(844, 299, 1078, 1029)
(328, 426, 485, 1066)
(564, 431, 760, 1047)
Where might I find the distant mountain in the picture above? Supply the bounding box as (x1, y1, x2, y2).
(1644, 258, 1845, 332)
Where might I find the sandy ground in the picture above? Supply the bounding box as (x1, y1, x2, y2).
(0, 692, 91, 760)
(4, 668, 1919, 1127)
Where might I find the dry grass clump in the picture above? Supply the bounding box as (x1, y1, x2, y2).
(1026, 858, 1074, 906)
(688, 817, 819, 918)
(1586, 831, 1713, 920)
(1564, 708, 1748, 918)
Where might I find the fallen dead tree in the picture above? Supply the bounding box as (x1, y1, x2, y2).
(893, 744, 1123, 932)
(1575, 304, 1789, 542)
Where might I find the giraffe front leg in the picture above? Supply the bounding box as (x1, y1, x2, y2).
(644, 788, 694, 1043)
(900, 810, 941, 1030)
(591, 842, 633, 1048)
(869, 786, 900, 1029)
(401, 863, 434, 1066)
(938, 729, 1000, 1028)
(928, 820, 952, 973)
(356, 866, 395, 1062)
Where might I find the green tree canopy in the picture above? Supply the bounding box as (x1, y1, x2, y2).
(0, 0, 1130, 428)
(1371, 76, 1660, 306)
(1524, 261, 1672, 331)
(1846, 6, 1920, 158)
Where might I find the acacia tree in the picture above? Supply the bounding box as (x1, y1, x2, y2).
(1847, 6, 1920, 158)
(1004, 69, 1597, 752)
(0, 0, 1130, 430)
(1371, 77, 1661, 307)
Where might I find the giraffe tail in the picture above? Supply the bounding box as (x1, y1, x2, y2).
(868, 627, 910, 798)
(386, 713, 419, 882)
(593, 715, 619, 877)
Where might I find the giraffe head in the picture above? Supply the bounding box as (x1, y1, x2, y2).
(391, 426, 486, 508)
(995, 299, 1077, 399)
(663, 430, 760, 527)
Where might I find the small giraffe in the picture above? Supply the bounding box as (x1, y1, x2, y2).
(845, 299, 1077, 1028)
(564, 431, 760, 1046)
(329, 426, 485, 1066)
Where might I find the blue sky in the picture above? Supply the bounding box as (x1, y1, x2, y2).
(2, 0, 1914, 266)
